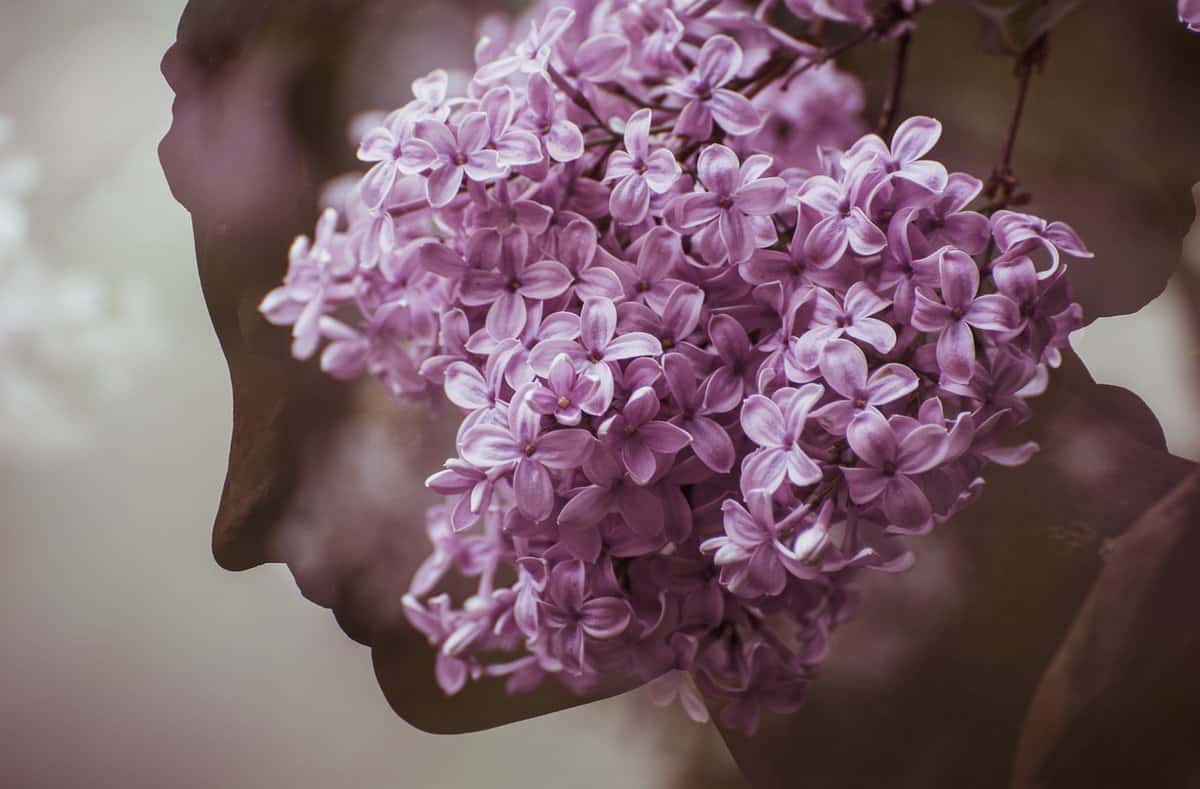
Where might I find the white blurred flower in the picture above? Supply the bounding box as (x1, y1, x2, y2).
(0, 116, 158, 456)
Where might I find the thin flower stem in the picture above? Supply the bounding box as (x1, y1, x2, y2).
(388, 198, 430, 217)
(983, 34, 1050, 214)
(745, 26, 875, 100)
(875, 28, 913, 137)
(683, 0, 724, 18)
(583, 123, 674, 150)
(672, 29, 875, 164)
(547, 64, 611, 132)
(595, 82, 674, 113)
(775, 474, 841, 536)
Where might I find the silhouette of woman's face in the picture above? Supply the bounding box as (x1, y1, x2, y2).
(159, 0, 630, 734)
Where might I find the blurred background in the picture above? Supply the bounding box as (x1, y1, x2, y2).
(0, 1, 1196, 788)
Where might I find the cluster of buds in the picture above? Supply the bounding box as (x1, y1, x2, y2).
(262, 0, 1090, 733)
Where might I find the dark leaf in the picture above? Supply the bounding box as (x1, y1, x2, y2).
(972, 0, 1084, 56)
(1012, 472, 1200, 788)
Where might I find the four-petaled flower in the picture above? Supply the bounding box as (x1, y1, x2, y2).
(605, 109, 681, 225)
(845, 115, 949, 193)
(740, 384, 825, 494)
(539, 560, 634, 674)
(670, 36, 763, 139)
(405, 113, 507, 207)
(814, 338, 919, 434)
(460, 228, 574, 338)
(842, 408, 947, 533)
(527, 353, 603, 425)
(796, 166, 888, 267)
(791, 282, 897, 372)
(991, 209, 1093, 278)
(675, 145, 787, 265)
(911, 249, 1019, 384)
(476, 6, 577, 83)
(530, 298, 662, 411)
(518, 73, 585, 164)
(460, 394, 595, 521)
(599, 385, 692, 485)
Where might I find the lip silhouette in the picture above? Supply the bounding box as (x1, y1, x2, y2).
(159, 0, 1200, 783)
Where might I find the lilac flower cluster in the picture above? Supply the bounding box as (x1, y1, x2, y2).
(262, 1, 1089, 734)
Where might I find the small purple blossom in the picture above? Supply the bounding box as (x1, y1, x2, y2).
(406, 113, 507, 207)
(674, 145, 787, 264)
(911, 249, 1019, 383)
(605, 109, 681, 225)
(843, 408, 948, 533)
(539, 560, 634, 674)
(670, 36, 763, 139)
(740, 384, 825, 493)
(599, 385, 692, 485)
(814, 339, 919, 434)
(460, 395, 594, 521)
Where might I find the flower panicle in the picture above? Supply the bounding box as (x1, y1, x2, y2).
(261, 0, 1089, 735)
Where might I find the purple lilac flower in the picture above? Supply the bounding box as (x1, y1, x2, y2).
(740, 384, 825, 493)
(529, 298, 662, 411)
(558, 443, 666, 539)
(476, 6, 578, 83)
(605, 109, 681, 225)
(670, 36, 763, 139)
(876, 206, 941, 324)
(990, 209, 1093, 278)
(618, 283, 704, 356)
(791, 282, 897, 371)
(915, 172, 991, 255)
(519, 73, 585, 164)
(460, 395, 594, 521)
(599, 385, 692, 485)
(845, 115, 949, 194)
(796, 167, 887, 267)
(527, 353, 602, 425)
(539, 560, 634, 674)
(701, 492, 835, 598)
(539, 218, 624, 301)
(814, 339, 919, 434)
(740, 207, 850, 296)
(609, 226, 689, 309)
(662, 353, 735, 473)
(459, 228, 574, 338)
(703, 314, 758, 413)
(263, 0, 1092, 735)
(478, 87, 545, 169)
(405, 113, 507, 207)
(843, 408, 947, 533)
(910, 249, 1019, 383)
(260, 209, 356, 359)
(674, 145, 787, 264)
